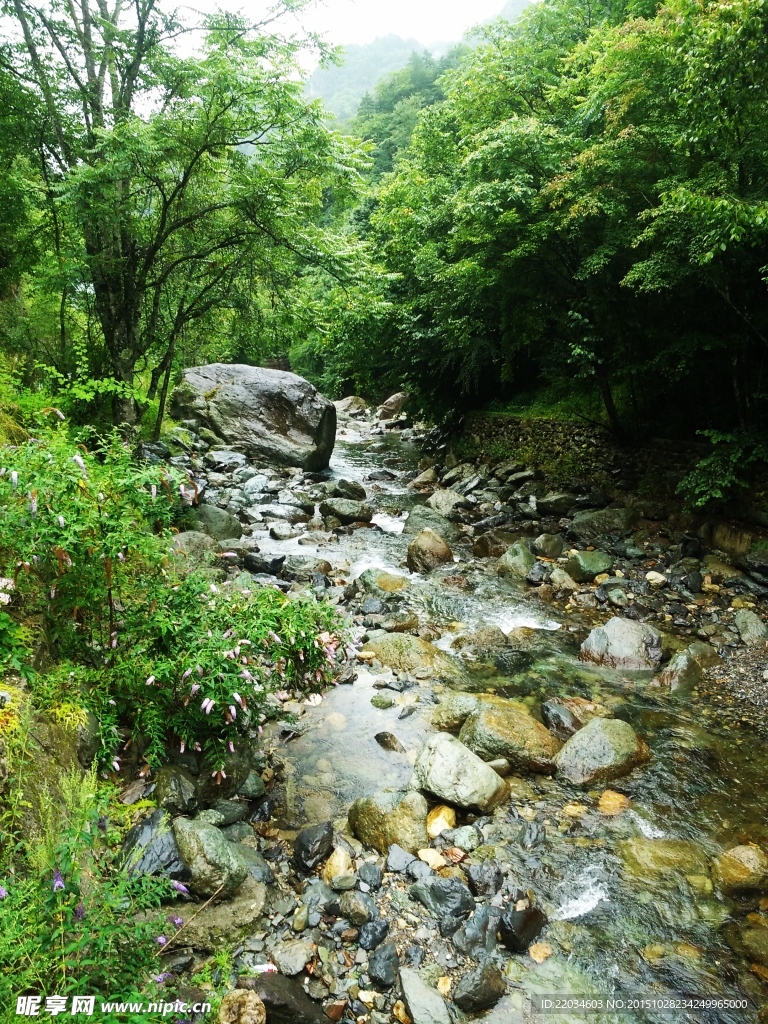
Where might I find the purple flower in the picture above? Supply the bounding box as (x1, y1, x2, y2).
(52, 869, 65, 892)
(155, 935, 167, 946)
(0, 885, 8, 899)
(171, 881, 189, 894)
(168, 915, 183, 927)
(97, 816, 108, 832)
(155, 972, 173, 984)
(74, 901, 85, 920)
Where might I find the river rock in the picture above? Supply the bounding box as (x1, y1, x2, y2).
(711, 844, 768, 892)
(359, 917, 389, 950)
(498, 905, 547, 952)
(467, 860, 503, 896)
(377, 392, 409, 420)
(172, 530, 218, 563)
(550, 567, 579, 592)
(656, 648, 704, 690)
(427, 805, 456, 838)
(171, 364, 336, 471)
(403, 506, 461, 544)
(195, 503, 243, 540)
(399, 968, 451, 1024)
(172, 817, 248, 897)
(618, 837, 709, 878)
(569, 506, 638, 545)
(177, 876, 266, 952)
(369, 941, 400, 988)
(426, 489, 465, 516)
(340, 890, 378, 925)
(362, 634, 462, 681)
(293, 821, 333, 873)
(537, 492, 578, 517)
(453, 961, 506, 1012)
(239, 847, 274, 885)
(411, 876, 474, 921)
(406, 528, 453, 573)
(154, 765, 198, 815)
(357, 568, 409, 598)
(412, 733, 507, 810)
(348, 790, 429, 854)
(244, 973, 327, 1024)
(497, 542, 536, 579)
(474, 529, 518, 558)
(458, 701, 561, 773)
(453, 905, 500, 958)
(272, 939, 314, 976)
(120, 809, 189, 879)
(218, 990, 266, 1024)
(410, 467, 438, 488)
(322, 846, 357, 889)
(319, 498, 373, 524)
(358, 862, 383, 890)
(565, 550, 612, 583)
(734, 609, 768, 645)
(431, 693, 482, 731)
(579, 617, 662, 670)
(238, 770, 267, 800)
(534, 533, 564, 558)
(554, 718, 650, 785)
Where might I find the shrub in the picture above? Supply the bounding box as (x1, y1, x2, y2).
(677, 430, 768, 509)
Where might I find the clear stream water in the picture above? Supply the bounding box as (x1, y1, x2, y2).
(258, 420, 768, 1023)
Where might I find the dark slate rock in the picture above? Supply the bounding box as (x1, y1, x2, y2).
(358, 862, 383, 891)
(244, 551, 286, 576)
(221, 822, 253, 842)
(213, 798, 248, 825)
(387, 844, 416, 873)
(452, 905, 501, 957)
(358, 918, 389, 951)
(410, 877, 474, 921)
(293, 821, 334, 873)
(467, 860, 503, 897)
(120, 809, 189, 879)
(498, 905, 547, 952)
(154, 765, 198, 815)
(239, 846, 275, 885)
(368, 941, 399, 989)
(406, 859, 434, 883)
(541, 699, 583, 740)
(453, 960, 506, 1012)
(243, 972, 326, 1024)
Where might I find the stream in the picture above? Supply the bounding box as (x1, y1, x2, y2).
(252, 414, 767, 1023)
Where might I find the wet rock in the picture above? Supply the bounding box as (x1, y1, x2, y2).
(363, 634, 462, 681)
(537, 492, 578, 517)
(375, 732, 406, 753)
(120, 809, 189, 879)
(172, 530, 218, 563)
(293, 821, 334, 873)
(272, 939, 314, 976)
(172, 817, 248, 897)
(541, 699, 582, 739)
(239, 846, 274, 885)
(369, 941, 400, 988)
(579, 617, 662, 671)
(554, 718, 650, 785)
(335, 478, 367, 500)
(177, 875, 266, 951)
(358, 862, 383, 890)
(498, 905, 547, 952)
(322, 846, 357, 890)
(371, 694, 395, 710)
(387, 844, 417, 872)
(526, 561, 552, 585)
(403, 506, 461, 545)
(618, 837, 709, 878)
(711, 844, 768, 892)
(411, 876, 474, 922)
(534, 532, 565, 558)
(467, 860, 503, 896)
(243, 973, 327, 1024)
(218, 989, 266, 1024)
(473, 529, 518, 558)
(399, 968, 452, 1024)
(407, 528, 453, 574)
(154, 765, 198, 815)
(550, 567, 578, 592)
(731, 921, 768, 967)
(359, 917, 389, 950)
(565, 550, 612, 583)
(656, 649, 704, 690)
(213, 799, 248, 825)
(195, 503, 244, 540)
(497, 542, 536, 579)
(319, 498, 373, 524)
(222, 822, 253, 842)
(340, 890, 378, 925)
(407, 859, 434, 883)
(452, 905, 501, 957)
(358, 568, 409, 598)
(243, 552, 286, 576)
(238, 770, 267, 800)
(459, 700, 561, 773)
(196, 747, 251, 803)
(427, 805, 456, 839)
(431, 693, 481, 731)
(734, 609, 768, 645)
(453, 960, 506, 1012)
(409, 467, 438, 488)
(426, 489, 465, 517)
(171, 364, 336, 471)
(348, 790, 429, 855)
(569, 506, 638, 545)
(413, 733, 507, 811)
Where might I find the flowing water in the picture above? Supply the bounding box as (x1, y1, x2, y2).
(258, 419, 768, 1022)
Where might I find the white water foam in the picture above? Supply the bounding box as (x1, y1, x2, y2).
(627, 811, 665, 838)
(552, 866, 610, 920)
(371, 512, 407, 534)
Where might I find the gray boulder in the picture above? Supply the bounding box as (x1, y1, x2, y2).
(426, 489, 465, 516)
(377, 392, 409, 420)
(194, 503, 243, 540)
(399, 968, 451, 1024)
(734, 609, 768, 646)
(319, 498, 373, 524)
(580, 617, 662, 670)
(154, 765, 198, 815)
(170, 363, 336, 471)
(412, 733, 507, 811)
(534, 533, 564, 558)
(348, 789, 429, 855)
(403, 506, 461, 544)
(554, 717, 651, 785)
(171, 531, 217, 563)
(565, 550, 612, 583)
(407, 528, 453, 573)
(570, 506, 638, 545)
(459, 699, 561, 773)
(172, 817, 248, 897)
(120, 809, 189, 879)
(497, 542, 536, 579)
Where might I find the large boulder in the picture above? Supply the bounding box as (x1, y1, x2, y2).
(172, 817, 248, 897)
(399, 968, 451, 1024)
(497, 542, 536, 579)
(348, 789, 429, 854)
(120, 809, 189, 879)
(362, 634, 462, 682)
(407, 528, 453, 573)
(459, 701, 561, 773)
(403, 506, 461, 544)
(554, 717, 650, 785)
(734, 609, 768, 646)
(711, 844, 768, 892)
(176, 876, 266, 952)
(565, 550, 612, 583)
(569, 506, 638, 545)
(376, 392, 409, 420)
(412, 733, 507, 811)
(319, 498, 373, 524)
(171, 363, 336, 471)
(580, 617, 662, 670)
(426, 489, 465, 516)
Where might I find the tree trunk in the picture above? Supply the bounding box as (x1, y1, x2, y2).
(152, 342, 175, 442)
(594, 362, 623, 439)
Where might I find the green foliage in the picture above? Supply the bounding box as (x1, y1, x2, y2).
(677, 431, 768, 509)
(0, 769, 175, 1022)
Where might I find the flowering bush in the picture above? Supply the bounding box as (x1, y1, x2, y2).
(0, 428, 346, 772)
